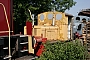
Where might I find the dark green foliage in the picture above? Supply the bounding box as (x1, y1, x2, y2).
(36, 40, 88, 60)
(51, 0, 76, 12)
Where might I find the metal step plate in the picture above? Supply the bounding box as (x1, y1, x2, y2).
(15, 55, 38, 60)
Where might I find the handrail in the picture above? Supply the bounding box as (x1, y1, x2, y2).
(0, 31, 13, 33)
(28, 9, 34, 26)
(0, 3, 11, 60)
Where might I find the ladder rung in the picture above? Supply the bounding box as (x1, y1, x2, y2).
(12, 48, 15, 49)
(20, 42, 28, 44)
(20, 35, 27, 37)
(3, 55, 11, 59)
(20, 49, 28, 52)
(3, 47, 8, 49)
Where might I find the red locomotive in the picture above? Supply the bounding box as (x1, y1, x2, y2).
(0, 0, 47, 60)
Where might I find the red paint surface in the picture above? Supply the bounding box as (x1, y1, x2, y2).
(36, 45, 44, 56)
(42, 38, 47, 43)
(0, 0, 12, 36)
(34, 36, 47, 43)
(26, 21, 32, 35)
(34, 37, 47, 56)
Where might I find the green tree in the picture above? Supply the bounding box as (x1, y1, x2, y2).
(53, 0, 76, 12)
(13, 0, 31, 34)
(13, 0, 76, 34)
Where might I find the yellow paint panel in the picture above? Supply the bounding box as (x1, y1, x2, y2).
(35, 11, 69, 41)
(33, 26, 59, 40)
(28, 35, 34, 54)
(38, 12, 65, 26)
(24, 26, 27, 35)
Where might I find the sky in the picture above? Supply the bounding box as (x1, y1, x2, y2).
(65, 0, 90, 16)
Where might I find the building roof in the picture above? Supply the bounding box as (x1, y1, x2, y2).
(65, 13, 73, 17)
(78, 9, 90, 17)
